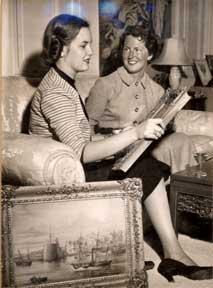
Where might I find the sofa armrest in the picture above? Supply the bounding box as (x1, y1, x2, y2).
(2, 133, 85, 186)
(173, 109, 213, 137)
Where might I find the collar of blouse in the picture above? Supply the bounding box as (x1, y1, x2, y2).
(117, 66, 148, 88)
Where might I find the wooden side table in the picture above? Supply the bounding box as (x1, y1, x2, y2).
(170, 161, 213, 234)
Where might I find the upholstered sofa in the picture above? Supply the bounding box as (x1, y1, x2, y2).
(1, 75, 213, 186)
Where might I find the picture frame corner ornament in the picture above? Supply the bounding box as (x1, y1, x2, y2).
(2, 185, 19, 201)
(118, 178, 143, 199)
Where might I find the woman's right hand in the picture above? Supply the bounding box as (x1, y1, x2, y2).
(83, 119, 165, 163)
(136, 118, 165, 140)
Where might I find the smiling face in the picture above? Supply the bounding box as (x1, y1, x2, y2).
(60, 27, 93, 78)
(122, 35, 148, 75)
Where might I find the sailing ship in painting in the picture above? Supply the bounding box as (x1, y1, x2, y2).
(14, 232, 66, 265)
(70, 233, 112, 270)
(15, 249, 32, 266)
(14, 230, 127, 286)
(14, 230, 126, 271)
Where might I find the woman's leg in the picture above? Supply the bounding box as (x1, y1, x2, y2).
(144, 178, 196, 265)
(85, 155, 195, 265)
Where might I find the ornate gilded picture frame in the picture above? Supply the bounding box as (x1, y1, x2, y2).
(2, 179, 147, 288)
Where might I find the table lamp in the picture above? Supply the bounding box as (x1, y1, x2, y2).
(152, 37, 193, 90)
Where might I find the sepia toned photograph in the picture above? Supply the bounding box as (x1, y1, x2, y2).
(1, 1, 213, 288)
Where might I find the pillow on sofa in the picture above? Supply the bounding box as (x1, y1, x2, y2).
(2, 133, 85, 186)
(173, 110, 213, 137)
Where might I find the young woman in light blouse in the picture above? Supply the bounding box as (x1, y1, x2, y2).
(29, 14, 212, 282)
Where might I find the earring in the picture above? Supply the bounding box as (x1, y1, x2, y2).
(60, 51, 64, 58)
(147, 55, 153, 61)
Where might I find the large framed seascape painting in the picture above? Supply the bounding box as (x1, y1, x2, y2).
(2, 179, 147, 288)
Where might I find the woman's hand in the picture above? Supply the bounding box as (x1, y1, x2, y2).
(83, 119, 165, 163)
(136, 118, 165, 140)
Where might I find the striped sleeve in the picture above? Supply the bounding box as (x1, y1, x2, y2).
(41, 89, 89, 159)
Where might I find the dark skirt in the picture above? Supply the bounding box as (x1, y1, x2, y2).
(84, 149, 170, 202)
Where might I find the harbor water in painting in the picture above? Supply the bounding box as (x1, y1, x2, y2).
(11, 198, 127, 286)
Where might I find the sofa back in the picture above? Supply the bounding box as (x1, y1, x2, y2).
(1, 75, 98, 134)
(1, 76, 38, 133)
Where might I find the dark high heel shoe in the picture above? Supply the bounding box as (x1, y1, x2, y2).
(158, 258, 213, 282)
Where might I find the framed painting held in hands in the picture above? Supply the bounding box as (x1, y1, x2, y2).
(2, 179, 147, 288)
(195, 59, 212, 86)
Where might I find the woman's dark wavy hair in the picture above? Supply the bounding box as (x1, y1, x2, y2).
(120, 25, 160, 62)
(41, 14, 89, 67)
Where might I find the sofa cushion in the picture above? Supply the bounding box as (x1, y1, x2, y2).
(2, 133, 85, 186)
(151, 132, 197, 173)
(173, 109, 213, 137)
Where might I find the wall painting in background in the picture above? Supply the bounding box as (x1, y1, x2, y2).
(99, 0, 171, 76)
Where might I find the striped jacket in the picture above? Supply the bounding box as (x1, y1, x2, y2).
(29, 67, 91, 160)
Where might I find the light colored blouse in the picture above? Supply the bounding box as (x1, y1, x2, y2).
(86, 66, 164, 129)
(29, 67, 91, 160)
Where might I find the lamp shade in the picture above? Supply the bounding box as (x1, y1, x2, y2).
(152, 37, 192, 66)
